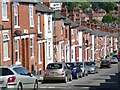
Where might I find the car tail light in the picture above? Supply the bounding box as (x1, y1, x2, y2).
(61, 69, 65, 75)
(7, 76, 16, 83)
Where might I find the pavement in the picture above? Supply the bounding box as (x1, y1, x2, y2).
(36, 74, 44, 82)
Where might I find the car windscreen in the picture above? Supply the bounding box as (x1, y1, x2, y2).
(47, 63, 62, 69)
(66, 63, 76, 69)
(0, 68, 14, 76)
(85, 62, 95, 66)
(76, 62, 83, 67)
(13, 67, 29, 75)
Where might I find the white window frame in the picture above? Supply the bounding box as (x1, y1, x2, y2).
(48, 15, 51, 32)
(48, 41, 51, 58)
(29, 4, 34, 27)
(15, 39, 20, 62)
(2, 0, 9, 21)
(37, 13, 41, 33)
(14, 2, 20, 28)
(30, 35, 34, 58)
(38, 43, 42, 64)
(61, 19, 64, 35)
(61, 43, 64, 59)
(3, 32, 9, 61)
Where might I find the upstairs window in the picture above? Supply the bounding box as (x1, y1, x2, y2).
(2, 0, 8, 20)
(37, 14, 41, 33)
(29, 4, 34, 27)
(61, 19, 64, 35)
(14, 2, 19, 26)
(48, 15, 51, 33)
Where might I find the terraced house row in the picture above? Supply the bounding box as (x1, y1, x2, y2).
(0, 0, 119, 74)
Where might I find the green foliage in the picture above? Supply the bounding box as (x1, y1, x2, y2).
(102, 14, 114, 23)
(62, 2, 91, 10)
(91, 19, 101, 23)
(92, 2, 115, 13)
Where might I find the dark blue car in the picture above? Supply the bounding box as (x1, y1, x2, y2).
(65, 62, 82, 79)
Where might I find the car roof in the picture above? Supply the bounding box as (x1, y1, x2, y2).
(0, 65, 23, 69)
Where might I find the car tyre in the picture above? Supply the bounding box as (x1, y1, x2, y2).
(17, 83, 22, 90)
(34, 80, 38, 90)
(64, 76, 68, 83)
(79, 73, 82, 78)
(76, 73, 79, 79)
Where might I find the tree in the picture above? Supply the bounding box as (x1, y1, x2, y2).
(92, 2, 115, 13)
(102, 14, 114, 23)
(62, 2, 91, 10)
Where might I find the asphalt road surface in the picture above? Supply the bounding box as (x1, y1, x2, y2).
(38, 63, 120, 90)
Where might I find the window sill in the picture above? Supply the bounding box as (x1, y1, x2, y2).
(15, 61, 21, 65)
(30, 26, 34, 28)
(38, 61, 42, 64)
(2, 18, 9, 22)
(14, 25, 20, 29)
(31, 56, 34, 58)
(48, 57, 52, 60)
(62, 57, 64, 59)
(4, 57, 10, 61)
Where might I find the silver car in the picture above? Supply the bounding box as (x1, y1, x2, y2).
(110, 57, 118, 64)
(44, 62, 72, 83)
(0, 65, 38, 90)
(85, 62, 98, 74)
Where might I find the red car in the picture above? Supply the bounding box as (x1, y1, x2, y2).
(100, 60, 111, 68)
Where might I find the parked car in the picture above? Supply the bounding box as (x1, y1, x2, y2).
(85, 61, 98, 74)
(44, 62, 72, 83)
(76, 62, 88, 77)
(100, 60, 111, 68)
(110, 57, 118, 64)
(66, 62, 82, 79)
(0, 65, 38, 90)
(112, 55, 120, 61)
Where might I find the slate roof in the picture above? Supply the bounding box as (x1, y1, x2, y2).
(64, 18, 79, 28)
(36, 3, 54, 13)
(80, 26, 114, 37)
(52, 12, 66, 20)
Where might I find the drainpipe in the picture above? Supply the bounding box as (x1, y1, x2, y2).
(10, 2, 14, 65)
(69, 25, 71, 62)
(53, 11, 57, 62)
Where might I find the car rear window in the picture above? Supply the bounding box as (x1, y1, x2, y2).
(47, 63, 62, 69)
(76, 62, 83, 66)
(0, 68, 14, 76)
(85, 62, 95, 66)
(66, 63, 76, 69)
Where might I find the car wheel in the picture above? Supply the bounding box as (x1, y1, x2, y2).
(76, 73, 79, 79)
(34, 80, 38, 90)
(83, 71, 86, 77)
(79, 73, 82, 78)
(69, 74, 72, 81)
(86, 72, 88, 76)
(64, 76, 68, 83)
(17, 83, 22, 90)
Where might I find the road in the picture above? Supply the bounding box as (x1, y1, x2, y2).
(38, 63, 120, 90)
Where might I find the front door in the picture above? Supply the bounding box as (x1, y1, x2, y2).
(21, 38, 29, 70)
(22, 39, 25, 67)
